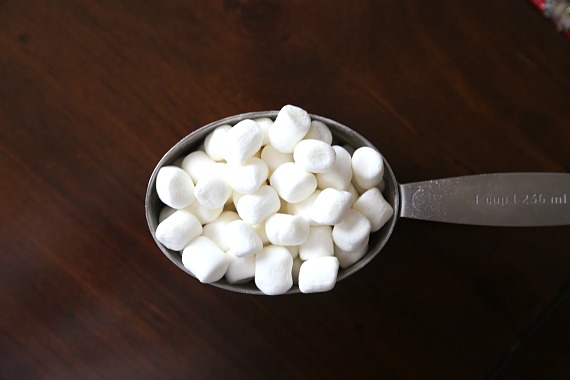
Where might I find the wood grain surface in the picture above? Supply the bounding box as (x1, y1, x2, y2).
(1, 1, 569, 379)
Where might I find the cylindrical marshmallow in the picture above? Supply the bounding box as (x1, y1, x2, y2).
(204, 124, 231, 161)
(255, 245, 293, 295)
(253, 117, 273, 146)
(293, 139, 337, 173)
(264, 213, 310, 246)
(298, 256, 339, 294)
(252, 222, 270, 246)
(185, 201, 224, 225)
(194, 170, 232, 210)
(182, 236, 230, 283)
(332, 209, 371, 252)
(299, 225, 334, 261)
(310, 188, 354, 225)
(269, 162, 317, 203)
(201, 211, 240, 251)
(155, 209, 202, 251)
(222, 119, 264, 165)
(286, 190, 321, 226)
(268, 104, 311, 153)
(235, 185, 281, 225)
(224, 220, 263, 258)
(260, 144, 293, 175)
(316, 145, 353, 191)
(334, 242, 368, 269)
(156, 166, 195, 209)
(351, 146, 384, 190)
(181, 151, 217, 183)
(304, 120, 333, 144)
(352, 187, 394, 232)
(227, 157, 268, 195)
(225, 255, 255, 284)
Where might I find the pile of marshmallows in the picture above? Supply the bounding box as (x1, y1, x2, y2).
(154, 105, 394, 295)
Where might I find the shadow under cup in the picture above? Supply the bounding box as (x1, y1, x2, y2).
(145, 111, 400, 295)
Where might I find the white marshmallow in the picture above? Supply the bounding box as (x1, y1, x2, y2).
(268, 104, 311, 153)
(351, 146, 384, 190)
(182, 236, 230, 283)
(353, 187, 394, 232)
(304, 120, 333, 144)
(347, 183, 360, 204)
(293, 139, 337, 173)
(155, 209, 202, 251)
(181, 151, 217, 183)
(253, 117, 273, 146)
(299, 225, 334, 261)
(235, 185, 281, 225)
(156, 166, 195, 209)
(265, 213, 310, 246)
(260, 144, 293, 175)
(298, 256, 339, 294)
(316, 145, 353, 190)
(158, 206, 176, 223)
(310, 188, 353, 225)
(201, 211, 240, 251)
(225, 254, 255, 284)
(269, 162, 317, 203)
(204, 124, 231, 161)
(252, 222, 270, 246)
(194, 170, 232, 210)
(227, 157, 268, 194)
(255, 245, 293, 295)
(286, 190, 321, 226)
(225, 220, 263, 257)
(185, 201, 223, 225)
(332, 209, 371, 252)
(334, 242, 368, 269)
(222, 119, 264, 165)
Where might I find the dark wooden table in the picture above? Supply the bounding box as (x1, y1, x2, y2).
(1, 1, 569, 379)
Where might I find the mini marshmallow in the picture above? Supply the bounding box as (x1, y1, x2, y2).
(156, 166, 195, 209)
(351, 146, 384, 190)
(222, 119, 264, 165)
(182, 236, 230, 283)
(286, 190, 321, 226)
(194, 165, 231, 209)
(255, 245, 293, 295)
(252, 222, 270, 246)
(270, 162, 317, 203)
(268, 104, 311, 153)
(181, 151, 217, 183)
(304, 120, 333, 144)
(225, 254, 255, 284)
(260, 144, 293, 175)
(201, 211, 240, 251)
(293, 139, 337, 173)
(204, 124, 231, 161)
(353, 187, 394, 232)
(316, 145, 353, 191)
(227, 157, 268, 194)
(298, 256, 339, 294)
(310, 188, 353, 225)
(225, 220, 263, 258)
(347, 183, 360, 205)
(253, 117, 273, 146)
(299, 225, 334, 261)
(332, 209, 371, 252)
(185, 201, 224, 225)
(155, 209, 202, 251)
(235, 185, 281, 225)
(334, 242, 368, 269)
(265, 213, 310, 246)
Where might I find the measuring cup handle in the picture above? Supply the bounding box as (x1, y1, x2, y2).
(398, 173, 570, 226)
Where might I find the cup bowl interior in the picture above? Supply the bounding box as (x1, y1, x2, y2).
(145, 111, 400, 295)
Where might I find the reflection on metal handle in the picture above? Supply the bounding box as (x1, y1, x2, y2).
(399, 173, 570, 226)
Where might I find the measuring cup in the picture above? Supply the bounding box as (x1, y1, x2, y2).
(145, 111, 570, 295)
